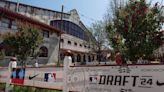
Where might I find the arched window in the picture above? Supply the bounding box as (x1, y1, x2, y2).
(68, 41, 71, 45)
(88, 56, 91, 62)
(92, 56, 94, 61)
(39, 46, 48, 57)
(60, 39, 64, 43)
(74, 42, 77, 46)
(77, 54, 81, 62)
(72, 55, 75, 63)
(83, 55, 86, 62)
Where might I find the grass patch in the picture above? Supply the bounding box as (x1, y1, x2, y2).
(0, 83, 5, 90)
(0, 83, 62, 92)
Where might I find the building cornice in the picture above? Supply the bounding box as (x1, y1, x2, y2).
(0, 7, 64, 34)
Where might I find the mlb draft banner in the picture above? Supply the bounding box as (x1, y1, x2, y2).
(67, 65, 164, 92)
(1, 65, 164, 92)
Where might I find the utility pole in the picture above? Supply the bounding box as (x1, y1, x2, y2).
(16, 0, 19, 12)
(5, 1, 19, 91)
(57, 5, 64, 66)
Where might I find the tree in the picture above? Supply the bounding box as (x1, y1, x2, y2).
(106, 0, 164, 61)
(90, 21, 109, 62)
(3, 23, 43, 66)
(104, 0, 127, 57)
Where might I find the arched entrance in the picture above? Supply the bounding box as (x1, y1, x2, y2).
(39, 46, 48, 57)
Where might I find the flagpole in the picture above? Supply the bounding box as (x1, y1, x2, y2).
(57, 5, 64, 66)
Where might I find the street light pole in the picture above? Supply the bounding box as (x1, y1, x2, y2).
(16, 0, 19, 12)
(57, 5, 64, 66)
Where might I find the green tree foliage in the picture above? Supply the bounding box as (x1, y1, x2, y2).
(106, 0, 164, 61)
(3, 24, 43, 66)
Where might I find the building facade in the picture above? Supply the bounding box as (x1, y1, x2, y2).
(0, 7, 61, 66)
(154, 31, 164, 62)
(0, 0, 97, 65)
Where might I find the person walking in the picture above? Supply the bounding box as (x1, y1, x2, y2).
(9, 57, 17, 70)
(6, 57, 17, 92)
(115, 51, 121, 65)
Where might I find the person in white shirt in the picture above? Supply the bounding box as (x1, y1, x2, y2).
(10, 57, 17, 70)
(64, 50, 72, 68)
(35, 60, 39, 67)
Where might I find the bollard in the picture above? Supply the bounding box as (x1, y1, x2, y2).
(63, 50, 72, 92)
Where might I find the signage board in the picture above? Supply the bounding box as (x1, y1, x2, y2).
(0, 65, 164, 92)
(67, 65, 164, 92)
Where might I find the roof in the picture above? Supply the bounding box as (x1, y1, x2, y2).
(61, 48, 96, 55)
(3, 0, 70, 16)
(0, 7, 63, 34)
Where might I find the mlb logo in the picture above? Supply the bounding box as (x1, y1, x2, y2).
(89, 75, 99, 84)
(44, 73, 56, 82)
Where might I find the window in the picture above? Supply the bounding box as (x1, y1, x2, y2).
(1, 18, 17, 29)
(19, 5, 26, 13)
(88, 56, 91, 62)
(77, 54, 81, 62)
(39, 46, 48, 57)
(50, 20, 87, 40)
(79, 44, 82, 47)
(43, 30, 49, 38)
(74, 42, 77, 46)
(11, 21, 17, 30)
(68, 41, 71, 45)
(92, 56, 94, 61)
(0, 18, 10, 28)
(60, 39, 64, 43)
(63, 14, 69, 19)
(72, 55, 75, 63)
(56, 13, 61, 18)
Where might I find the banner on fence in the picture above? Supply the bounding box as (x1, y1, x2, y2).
(67, 65, 164, 92)
(1, 65, 164, 92)
(11, 68, 25, 85)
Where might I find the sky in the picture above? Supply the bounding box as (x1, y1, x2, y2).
(9, 0, 109, 27)
(8, 0, 164, 27)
